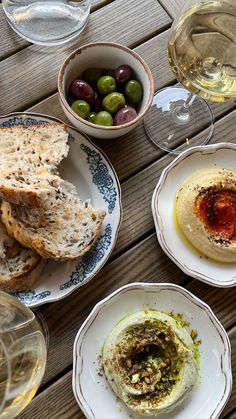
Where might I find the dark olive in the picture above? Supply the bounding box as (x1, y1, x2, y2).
(70, 79, 95, 106)
(114, 65, 132, 84)
(93, 92, 102, 112)
(82, 68, 103, 87)
(114, 106, 138, 125)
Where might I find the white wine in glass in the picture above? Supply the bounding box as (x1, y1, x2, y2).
(0, 292, 47, 418)
(144, 0, 236, 153)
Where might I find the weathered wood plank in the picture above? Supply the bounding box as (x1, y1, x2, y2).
(19, 371, 82, 419)
(0, 0, 171, 114)
(0, 6, 27, 59)
(226, 411, 236, 419)
(18, 298, 236, 418)
(0, 1, 114, 60)
(159, 0, 184, 19)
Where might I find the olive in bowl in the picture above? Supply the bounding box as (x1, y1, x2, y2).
(68, 65, 143, 126)
(58, 42, 154, 139)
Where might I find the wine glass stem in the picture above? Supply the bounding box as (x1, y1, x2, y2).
(183, 93, 196, 109)
(173, 93, 196, 124)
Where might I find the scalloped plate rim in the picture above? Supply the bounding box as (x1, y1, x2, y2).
(0, 112, 122, 307)
(151, 143, 236, 288)
(72, 282, 232, 419)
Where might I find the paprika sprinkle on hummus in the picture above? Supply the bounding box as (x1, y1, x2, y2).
(195, 187, 236, 242)
(176, 167, 236, 263)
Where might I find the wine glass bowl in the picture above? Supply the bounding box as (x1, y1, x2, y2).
(0, 291, 47, 417)
(168, 0, 236, 102)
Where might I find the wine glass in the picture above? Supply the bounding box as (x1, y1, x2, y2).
(144, 0, 236, 153)
(0, 291, 48, 418)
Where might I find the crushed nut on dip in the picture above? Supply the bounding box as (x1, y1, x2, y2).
(102, 310, 200, 415)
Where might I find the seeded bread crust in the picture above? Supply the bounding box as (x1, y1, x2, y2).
(0, 257, 46, 292)
(0, 219, 45, 292)
(1, 182, 106, 260)
(0, 124, 69, 207)
(0, 123, 106, 263)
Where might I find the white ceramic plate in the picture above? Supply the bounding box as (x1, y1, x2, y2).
(0, 112, 122, 307)
(73, 282, 232, 419)
(152, 143, 236, 287)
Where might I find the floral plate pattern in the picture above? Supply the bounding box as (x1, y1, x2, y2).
(152, 143, 236, 287)
(73, 282, 232, 419)
(0, 113, 122, 307)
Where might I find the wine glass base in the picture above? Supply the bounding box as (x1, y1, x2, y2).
(144, 86, 214, 154)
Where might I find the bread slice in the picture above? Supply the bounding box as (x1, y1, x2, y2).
(0, 124, 69, 207)
(1, 181, 106, 260)
(0, 218, 45, 292)
(0, 171, 69, 208)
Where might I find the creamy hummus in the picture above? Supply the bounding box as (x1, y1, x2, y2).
(176, 167, 236, 263)
(102, 310, 198, 415)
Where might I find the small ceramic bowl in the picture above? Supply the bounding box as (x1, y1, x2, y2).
(58, 42, 154, 139)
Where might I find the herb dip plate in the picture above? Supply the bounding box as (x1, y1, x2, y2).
(0, 112, 122, 307)
(152, 143, 236, 287)
(72, 282, 232, 419)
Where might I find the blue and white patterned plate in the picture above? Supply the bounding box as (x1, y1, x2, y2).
(0, 113, 122, 307)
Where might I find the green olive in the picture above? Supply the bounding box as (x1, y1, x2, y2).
(102, 92, 126, 114)
(71, 100, 90, 119)
(125, 80, 143, 104)
(94, 111, 113, 126)
(87, 112, 97, 123)
(97, 76, 116, 96)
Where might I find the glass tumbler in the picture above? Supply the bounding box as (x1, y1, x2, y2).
(2, 0, 91, 46)
(0, 291, 48, 418)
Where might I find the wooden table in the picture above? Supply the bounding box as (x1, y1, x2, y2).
(1, 0, 235, 417)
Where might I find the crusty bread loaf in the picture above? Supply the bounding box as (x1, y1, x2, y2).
(0, 218, 45, 292)
(0, 124, 69, 207)
(1, 181, 106, 261)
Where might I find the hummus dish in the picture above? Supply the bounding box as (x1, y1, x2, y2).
(102, 310, 199, 415)
(176, 167, 236, 263)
